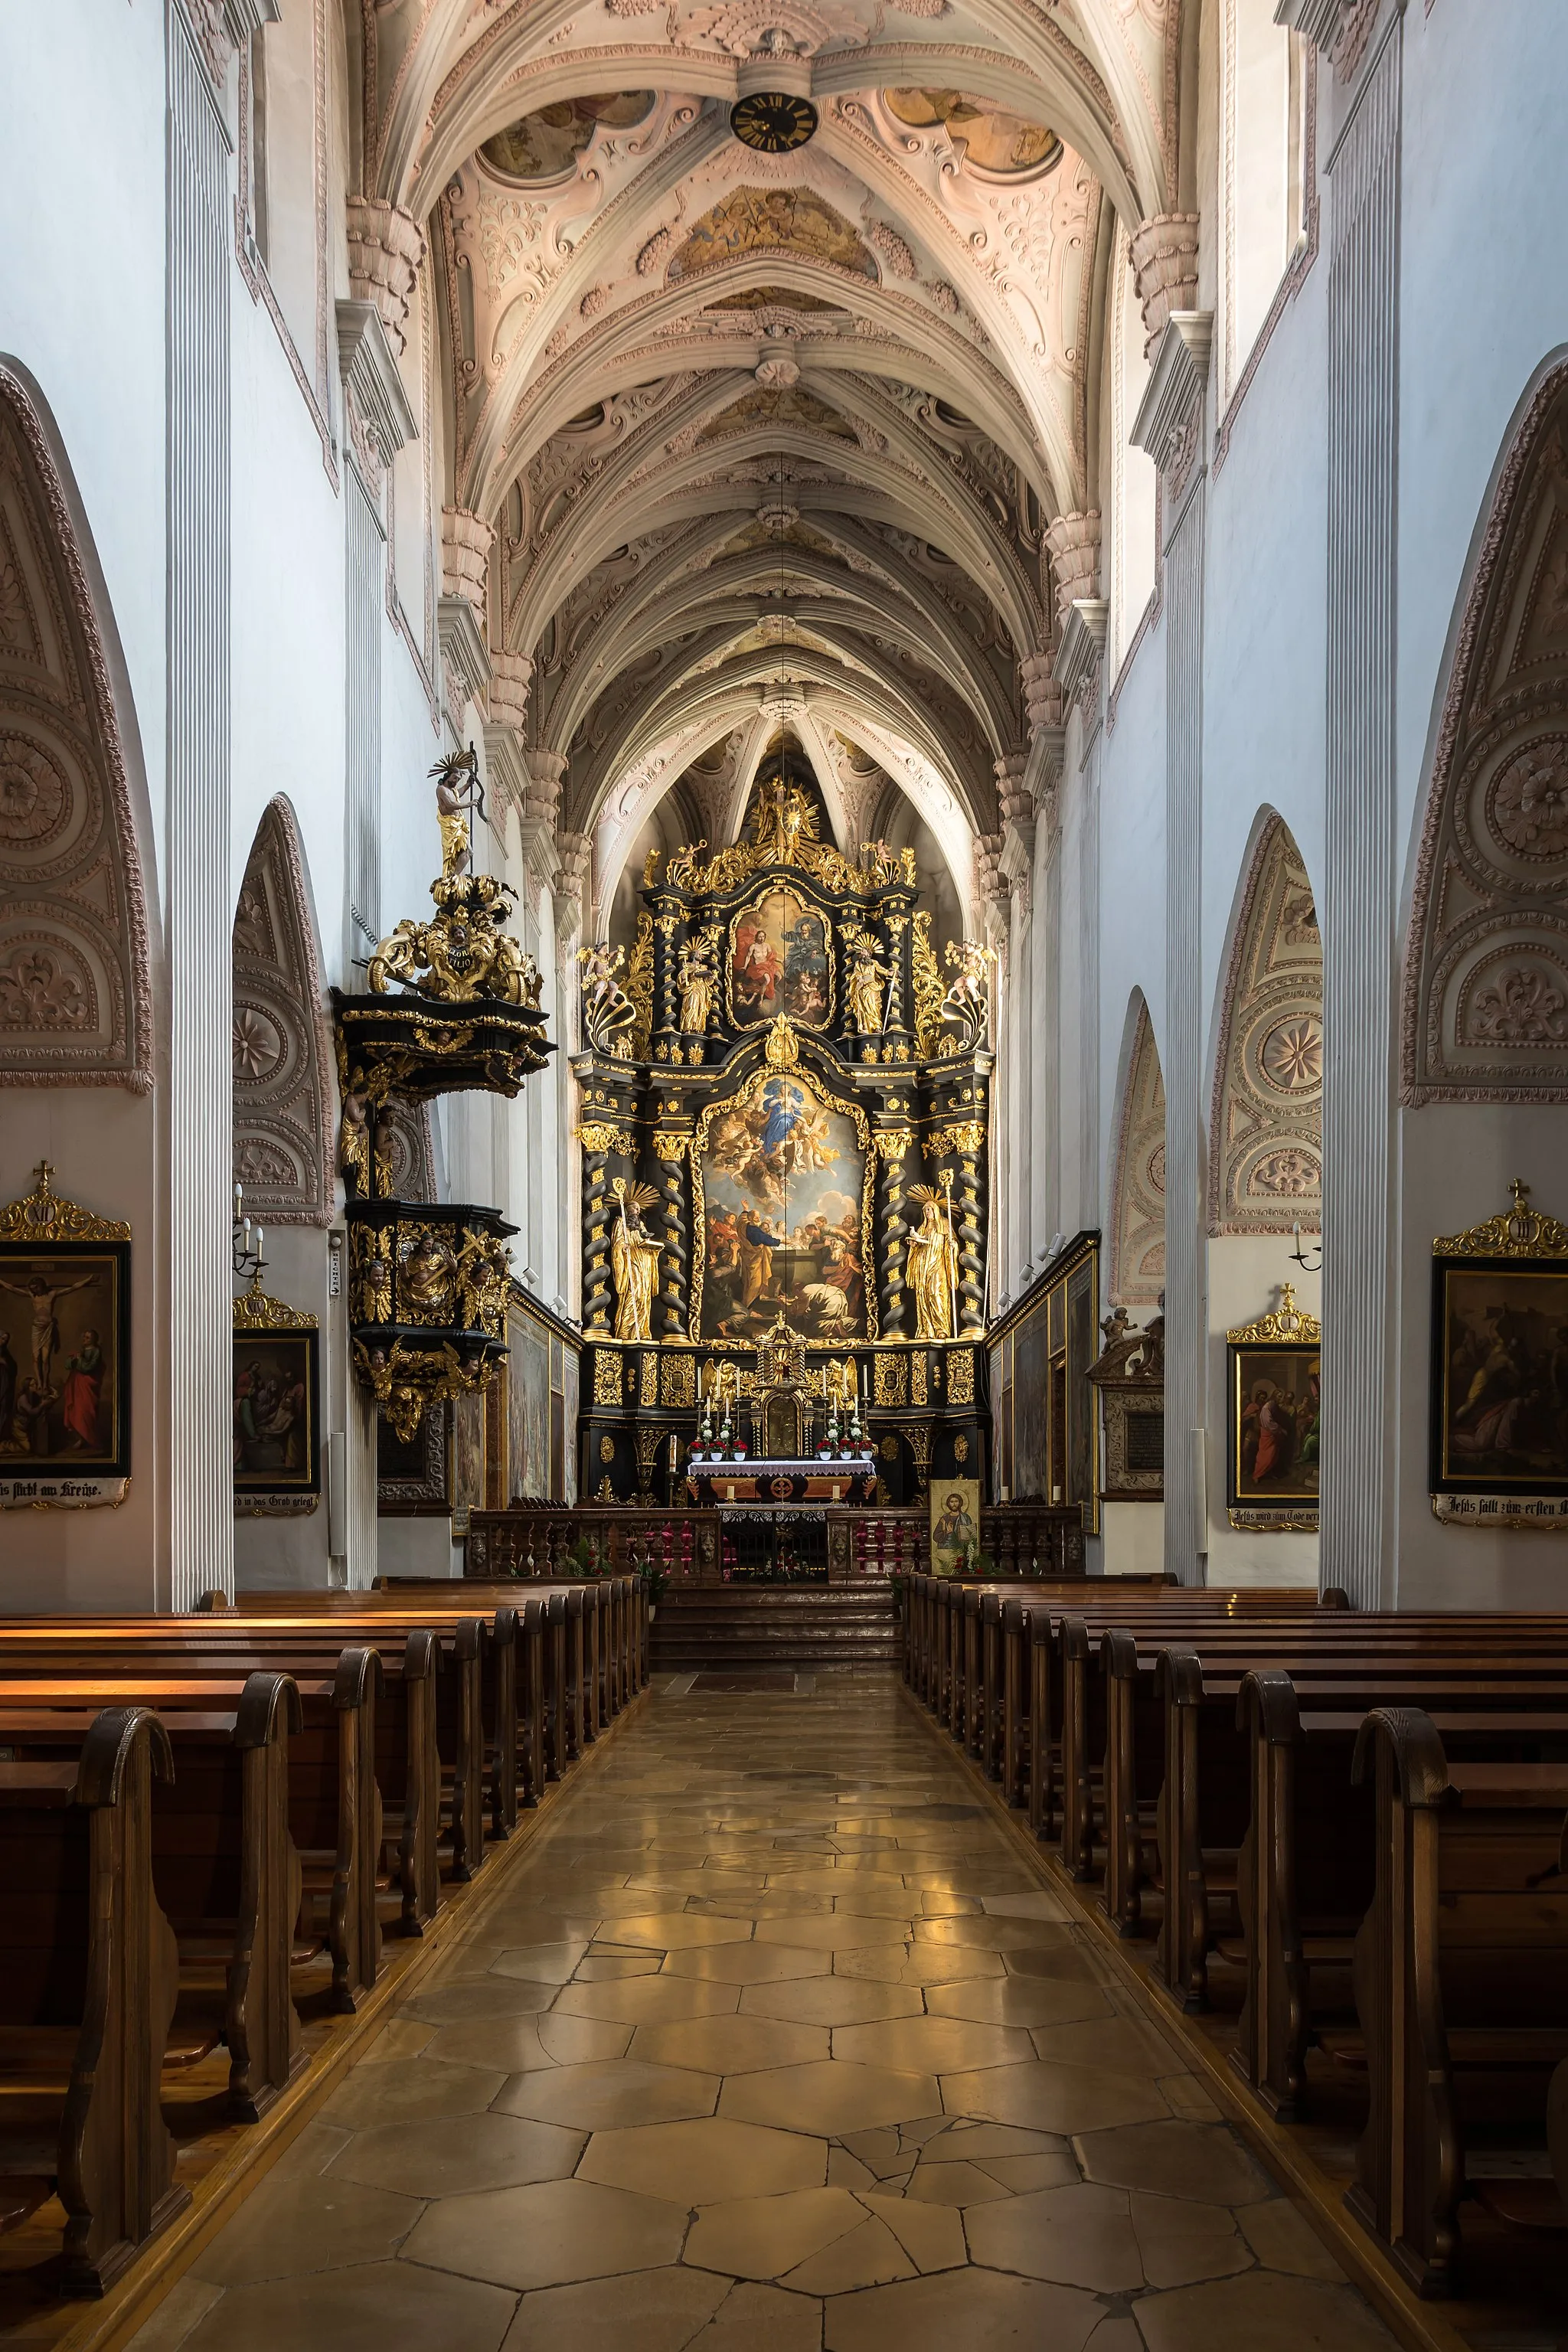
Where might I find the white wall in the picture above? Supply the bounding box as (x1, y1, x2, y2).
(1047, 0, 1568, 1604)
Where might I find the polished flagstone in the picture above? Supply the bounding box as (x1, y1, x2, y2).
(133, 1671, 1393, 2352)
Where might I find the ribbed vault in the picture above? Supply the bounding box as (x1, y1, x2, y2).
(351, 0, 1194, 927)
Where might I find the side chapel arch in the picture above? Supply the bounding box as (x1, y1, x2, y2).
(1404, 358, 1568, 1102)
(0, 362, 152, 1089)
(1207, 813, 1323, 1233)
(231, 796, 335, 1223)
(1109, 991, 1166, 1306)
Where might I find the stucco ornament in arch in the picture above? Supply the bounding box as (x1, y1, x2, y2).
(0, 365, 152, 1090)
(1109, 993, 1166, 1306)
(1207, 815, 1323, 1234)
(1404, 361, 1568, 1105)
(231, 798, 335, 1225)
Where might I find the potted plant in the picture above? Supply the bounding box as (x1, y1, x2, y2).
(639, 1559, 669, 1619)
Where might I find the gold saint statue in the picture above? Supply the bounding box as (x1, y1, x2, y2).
(677, 932, 719, 1035)
(844, 931, 893, 1035)
(610, 1179, 661, 1342)
(906, 1184, 959, 1341)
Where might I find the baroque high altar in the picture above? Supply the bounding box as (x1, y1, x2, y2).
(573, 776, 995, 1505)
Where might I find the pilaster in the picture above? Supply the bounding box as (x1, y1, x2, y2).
(1319, 13, 1403, 1607)
(166, 0, 235, 1604)
(1132, 311, 1214, 1585)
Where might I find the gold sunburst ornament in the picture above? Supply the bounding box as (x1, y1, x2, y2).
(730, 91, 818, 152)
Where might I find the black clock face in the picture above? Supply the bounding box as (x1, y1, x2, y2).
(730, 92, 818, 152)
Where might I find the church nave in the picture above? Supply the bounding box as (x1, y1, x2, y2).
(136, 1673, 1390, 2352)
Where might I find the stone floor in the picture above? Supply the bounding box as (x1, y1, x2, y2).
(134, 1670, 1396, 2352)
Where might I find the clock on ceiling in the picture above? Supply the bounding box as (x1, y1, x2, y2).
(730, 90, 818, 152)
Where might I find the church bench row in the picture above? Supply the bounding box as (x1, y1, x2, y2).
(5, 1576, 643, 1862)
(903, 1578, 1568, 2292)
(0, 1579, 645, 2296)
(0, 1709, 186, 2298)
(903, 1577, 1322, 1774)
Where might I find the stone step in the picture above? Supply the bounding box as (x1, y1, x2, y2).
(649, 1581, 901, 1669)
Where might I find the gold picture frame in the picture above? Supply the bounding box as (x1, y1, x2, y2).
(1226, 1284, 1320, 1532)
(1429, 1180, 1568, 1530)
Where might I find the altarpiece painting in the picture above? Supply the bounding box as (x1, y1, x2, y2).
(694, 1067, 870, 1344)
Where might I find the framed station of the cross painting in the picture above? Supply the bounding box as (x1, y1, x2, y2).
(1429, 1181, 1568, 1530)
(0, 1166, 132, 1508)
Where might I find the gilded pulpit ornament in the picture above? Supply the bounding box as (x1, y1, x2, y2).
(610, 1179, 661, 1342)
(332, 749, 552, 1142)
(369, 749, 542, 1008)
(332, 752, 550, 1440)
(906, 1181, 959, 1340)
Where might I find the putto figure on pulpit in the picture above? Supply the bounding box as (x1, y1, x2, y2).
(610, 1178, 661, 1341)
(906, 1184, 959, 1340)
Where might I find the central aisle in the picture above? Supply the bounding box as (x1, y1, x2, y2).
(142, 1671, 1393, 2352)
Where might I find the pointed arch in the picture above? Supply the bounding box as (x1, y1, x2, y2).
(1403, 356, 1568, 1104)
(1207, 812, 1323, 1234)
(232, 795, 335, 1224)
(1109, 990, 1166, 1306)
(0, 362, 152, 1089)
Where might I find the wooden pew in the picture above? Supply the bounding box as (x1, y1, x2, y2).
(1230, 1674, 1568, 2122)
(2, 1626, 441, 1945)
(1112, 1631, 1568, 2022)
(0, 1673, 305, 2122)
(1348, 1707, 1568, 2295)
(0, 1707, 188, 2295)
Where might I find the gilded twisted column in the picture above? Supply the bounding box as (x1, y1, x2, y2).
(933, 1122, 987, 1331)
(579, 1120, 629, 1334)
(872, 1127, 914, 1334)
(653, 1132, 691, 1337)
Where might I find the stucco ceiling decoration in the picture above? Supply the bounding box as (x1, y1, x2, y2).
(358, 0, 1184, 922)
(1209, 817, 1324, 1235)
(1404, 365, 1568, 1106)
(1110, 991, 1165, 1305)
(231, 796, 335, 1227)
(0, 364, 152, 1091)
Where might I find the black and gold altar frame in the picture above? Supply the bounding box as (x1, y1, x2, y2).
(573, 779, 995, 1507)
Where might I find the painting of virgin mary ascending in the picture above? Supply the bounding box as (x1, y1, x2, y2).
(698, 1072, 867, 1342)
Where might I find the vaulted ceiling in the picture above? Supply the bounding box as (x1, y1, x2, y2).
(353, 0, 1190, 919)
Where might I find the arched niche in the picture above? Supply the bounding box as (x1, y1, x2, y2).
(1207, 814, 1323, 1235)
(1403, 358, 1568, 1105)
(1109, 991, 1166, 1306)
(231, 796, 334, 1223)
(0, 362, 152, 1089)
